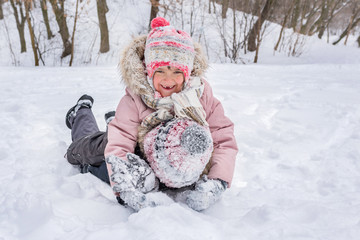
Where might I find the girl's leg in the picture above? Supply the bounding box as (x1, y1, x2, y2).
(70, 108, 99, 141)
(66, 96, 117, 185)
(87, 162, 110, 184)
(66, 94, 98, 141)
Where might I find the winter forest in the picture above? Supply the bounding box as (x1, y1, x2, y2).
(0, 0, 359, 66)
(1, 1, 360, 240)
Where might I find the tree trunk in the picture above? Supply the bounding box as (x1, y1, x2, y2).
(232, 5, 237, 60)
(149, 0, 160, 31)
(316, 0, 328, 39)
(69, 0, 79, 66)
(344, 15, 354, 45)
(25, 0, 39, 66)
(49, 0, 72, 58)
(189, 0, 195, 36)
(40, 0, 54, 39)
(9, 0, 27, 53)
(254, 29, 261, 63)
(333, 17, 360, 45)
(0, 0, 4, 20)
(274, 2, 295, 52)
(247, 0, 275, 52)
(357, 35, 360, 47)
(274, 11, 288, 51)
(290, 0, 301, 31)
(221, 0, 229, 19)
(212, 0, 216, 13)
(96, 0, 110, 53)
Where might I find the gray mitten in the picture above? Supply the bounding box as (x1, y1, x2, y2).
(186, 175, 227, 211)
(119, 190, 158, 211)
(106, 153, 158, 194)
(106, 153, 162, 211)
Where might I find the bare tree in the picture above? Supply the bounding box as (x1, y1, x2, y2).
(0, 0, 4, 20)
(333, 0, 360, 45)
(24, 0, 39, 66)
(161, 0, 207, 38)
(298, 1, 322, 35)
(274, 0, 295, 52)
(254, 18, 270, 63)
(228, 1, 245, 63)
(40, 0, 54, 39)
(96, 0, 110, 53)
(247, 0, 276, 52)
(188, 0, 207, 37)
(9, 0, 27, 53)
(315, 0, 347, 39)
(149, 0, 160, 30)
(221, 0, 229, 19)
(287, 32, 307, 57)
(287, 0, 345, 37)
(357, 35, 360, 47)
(214, 0, 249, 63)
(69, 0, 80, 66)
(3, 16, 17, 64)
(290, 0, 301, 31)
(49, 0, 72, 58)
(312, 0, 330, 37)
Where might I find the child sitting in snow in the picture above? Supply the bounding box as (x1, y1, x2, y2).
(65, 17, 238, 211)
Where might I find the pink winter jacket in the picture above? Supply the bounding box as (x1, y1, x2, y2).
(105, 79, 238, 187)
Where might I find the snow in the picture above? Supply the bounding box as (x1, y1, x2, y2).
(1, 0, 360, 239)
(1, 61, 360, 239)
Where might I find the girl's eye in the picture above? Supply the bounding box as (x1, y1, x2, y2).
(174, 71, 182, 74)
(156, 70, 164, 73)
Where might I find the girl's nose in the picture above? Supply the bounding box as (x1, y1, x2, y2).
(163, 73, 173, 81)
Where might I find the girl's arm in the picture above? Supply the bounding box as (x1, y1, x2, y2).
(201, 80, 238, 187)
(105, 91, 141, 190)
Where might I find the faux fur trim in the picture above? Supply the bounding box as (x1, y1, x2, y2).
(118, 35, 209, 96)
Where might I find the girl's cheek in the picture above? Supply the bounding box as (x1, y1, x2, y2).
(176, 76, 185, 84)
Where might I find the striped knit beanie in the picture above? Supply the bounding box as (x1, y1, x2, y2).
(145, 17, 195, 83)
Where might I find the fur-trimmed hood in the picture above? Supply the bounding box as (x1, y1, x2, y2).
(118, 35, 209, 96)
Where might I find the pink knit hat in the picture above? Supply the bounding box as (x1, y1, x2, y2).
(144, 17, 195, 82)
(144, 118, 213, 188)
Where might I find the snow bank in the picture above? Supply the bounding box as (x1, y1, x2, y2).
(1, 63, 360, 239)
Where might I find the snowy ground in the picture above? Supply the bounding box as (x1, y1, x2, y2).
(1, 62, 360, 240)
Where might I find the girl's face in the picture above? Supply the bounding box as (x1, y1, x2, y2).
(153, 66, 185, 97)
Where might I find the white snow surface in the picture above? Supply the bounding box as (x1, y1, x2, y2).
(1, 0, 360, 238)
(1, 61, 360, 239)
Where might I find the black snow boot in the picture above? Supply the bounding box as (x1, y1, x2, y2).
(104, 111, 115, 125)
(65, 94, 94, 129)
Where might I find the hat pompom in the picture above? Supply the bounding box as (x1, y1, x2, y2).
(151, 17, 170, 29)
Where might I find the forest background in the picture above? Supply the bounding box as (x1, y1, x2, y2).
(0, 0, 359, 67)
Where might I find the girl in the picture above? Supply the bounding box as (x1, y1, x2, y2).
(65, 17, 238, 211)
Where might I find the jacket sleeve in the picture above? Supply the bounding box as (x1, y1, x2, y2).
(104, 91, 141, 189)
(202, 80, 238, 187)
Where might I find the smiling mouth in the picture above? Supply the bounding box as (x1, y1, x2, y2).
(161, 85, 175, 90)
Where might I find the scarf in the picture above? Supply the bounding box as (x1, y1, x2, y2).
(140, 77, 208, 130)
